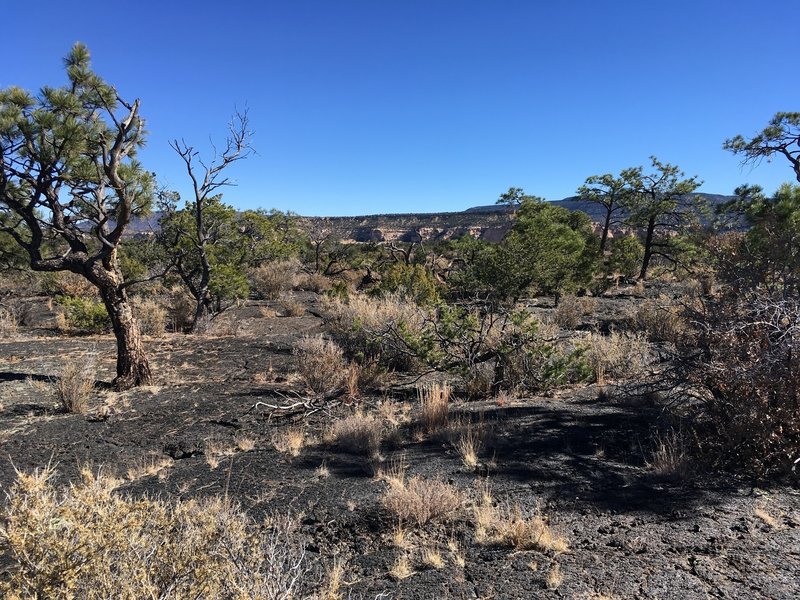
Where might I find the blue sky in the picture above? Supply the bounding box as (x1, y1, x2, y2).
(2, 1, 798, 216)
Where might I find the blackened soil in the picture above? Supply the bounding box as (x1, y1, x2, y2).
(0, 297, 798, 599)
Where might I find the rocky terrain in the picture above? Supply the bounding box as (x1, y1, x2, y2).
(0, 290, 797, 599)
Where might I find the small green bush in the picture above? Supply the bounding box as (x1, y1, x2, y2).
(56, 296, 111, 333)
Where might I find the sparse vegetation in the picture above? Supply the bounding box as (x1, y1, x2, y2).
(417, 382, 450, 434)
(2, 44, 798, 597)
(585, 330, 651, 384)
(328, 410, 383, 457)
(382, 475, 462, 527)
(0, 466, 315, 599)
(294, 335, 347, 395)
(56, 358, 96, 414)
(272, 426, 307, 457)
(473, 487, 568, 553)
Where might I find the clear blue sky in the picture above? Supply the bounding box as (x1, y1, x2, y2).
(2, 1, 798, 216)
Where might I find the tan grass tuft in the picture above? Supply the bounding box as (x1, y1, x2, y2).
(382, 475, 462, 527)
(294, 335, 347, 395)
(272, 426, 306, 457)
(235, 435, 256, 452)
(546, 562, 564, 589)
(418, 382, 450, 434)
(473, 489, 567, 553)
(389, 552, 413, 580)
(421, 548, 445, 570)
(328, 411, 383, 458)
(56, 358, 96, 414)
(454, 421, 485, 468)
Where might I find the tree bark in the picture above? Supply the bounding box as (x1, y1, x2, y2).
(90, 264, 152, 389)
(639, 217, 656, 280)
(599, 213, 611, 254)
(98, 284, 152, 389)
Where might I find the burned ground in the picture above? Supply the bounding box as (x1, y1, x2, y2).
(0, 292, 798, 599)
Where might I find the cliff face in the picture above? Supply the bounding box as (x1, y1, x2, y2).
(126, 194, 735, 242)
(298, 193, 735, 244)
(298, 209, 516, 243)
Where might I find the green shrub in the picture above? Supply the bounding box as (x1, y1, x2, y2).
(372, 263, 441, 306)
(56, 296, 111, 333)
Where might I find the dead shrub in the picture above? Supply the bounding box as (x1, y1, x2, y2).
(585, 330, 651, 384)
(552, 295, 596, 330)
(44, 271, 98, 298)
(0, 307, 18, 338)
(0, 466, 315, 599)
(296, 272, 330, 293)
(646, 428, 693, 480)
(167, 286, 195, 332)
(328, 411, 383, 457)
(278, 297, 305, 317)
(417, 382, 450, 433)
(250, 259, 300, 300)
(294, 335, 347, 395)
(679, 293, 800, 477)
(382, 475, 462, 527)
(630, 296, 686, 343)
(131, 296, 167, 337)
(56, 358, 96, 414)
(323, 293, 427, 370)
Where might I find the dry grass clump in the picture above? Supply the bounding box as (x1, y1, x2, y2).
(320, 558, 347, 600)
(546, 562, 564, 589)
(235, 435, 256, 452)
(473, 488, 567, 553)
(296, 272, 331, 293)
(323, 293, 427, 369)
(0, 466, 313, 599)
(278, 297, 305, 317)
(417, 382, 450, 434)
(630, 296, 687, 343)
(249, 259, 300, 300)
(389, 552, 413, 580)
(585, 330, 651, 384)
(126, 455, 174, 481)
(454, 421, 486, 468)
(552, 294, 596, 329)
(272, 426, 307, 457)
(131, 296, 168, 337)
(294, 335, 347, 395)
(167, 286, 196, 332)
(421, 547, 445, 569)
(56, 358, 96, 414)
(328, 411, 383, 458)
(0, 307, 18, 338)
(646, 428, 693, 480)
(382, 475, 462, 527)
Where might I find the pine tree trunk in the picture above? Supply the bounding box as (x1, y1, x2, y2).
(99, 284, 152, 390)
(639, 217, 656, 280)
(600, 213, 611, 254)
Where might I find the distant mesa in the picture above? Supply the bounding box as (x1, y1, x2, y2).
(123, 193, 736, 242)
